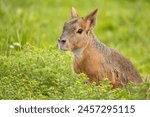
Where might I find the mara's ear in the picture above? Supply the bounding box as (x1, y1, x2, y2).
(85, 9, 98, 29)
(71, 7, 78, 18)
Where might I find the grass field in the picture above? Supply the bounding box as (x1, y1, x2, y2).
(0, 0, 150, 99)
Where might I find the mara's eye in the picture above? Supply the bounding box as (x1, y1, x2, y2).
(77, 28, 83, 34)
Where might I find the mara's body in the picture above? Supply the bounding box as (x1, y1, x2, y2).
(58, 7, 142, 88)
(73, 35, 142, 87)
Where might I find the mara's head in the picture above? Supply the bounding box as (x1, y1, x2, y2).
(58, 7, 98, 51)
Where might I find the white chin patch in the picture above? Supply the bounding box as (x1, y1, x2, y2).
(73, 48, 83, 58)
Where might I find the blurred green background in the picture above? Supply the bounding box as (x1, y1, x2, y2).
(0, 0, 150, 99)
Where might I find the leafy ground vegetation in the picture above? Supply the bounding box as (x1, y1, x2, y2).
(0, 0, 150, 99)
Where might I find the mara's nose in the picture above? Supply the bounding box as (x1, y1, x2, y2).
(58, 39, 66, 43)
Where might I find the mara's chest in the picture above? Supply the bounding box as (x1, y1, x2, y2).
(73, 52, 105, 74)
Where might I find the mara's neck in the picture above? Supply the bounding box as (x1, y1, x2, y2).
(73, 33, 93, 59)
(73, 48, 84, 58)
(73, 33, 111, 60)
(91, 34, 111, 56)
(73, 42, 95, 61)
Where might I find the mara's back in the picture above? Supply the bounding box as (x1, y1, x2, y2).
(92, 36, 142, 87)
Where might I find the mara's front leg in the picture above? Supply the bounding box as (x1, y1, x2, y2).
(73, 61, 82, 74)
(86, 71, 104, 85)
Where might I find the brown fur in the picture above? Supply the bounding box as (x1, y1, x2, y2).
(58, 7, 142, 88)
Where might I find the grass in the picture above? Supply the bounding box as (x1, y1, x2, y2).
(0, 0, 150, 99)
